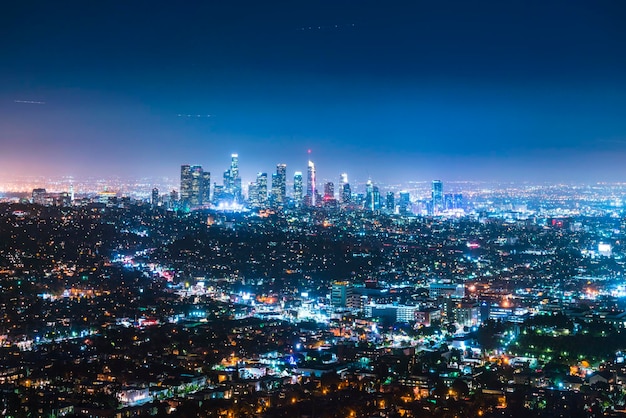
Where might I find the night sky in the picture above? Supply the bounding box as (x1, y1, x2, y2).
(2, 1, 626, 183)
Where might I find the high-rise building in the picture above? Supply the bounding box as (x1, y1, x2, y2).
(221, 153, 241, 202)
(432, 180, 443, 214)
(151, 188, 159, 209)
(293, 172, 303, 204)
(323, 182, 334, 201)
(231, 154, 241, 200)
(454, 194, 463, 210)
(365, 180, 374, 211)
(201, 171, 211, 205)
(340, 173, 351, 205)
(180, 164, 207, 208)
(271, 163, 287, 207)
(256, 172, 268, 207)
(247, 181, 259, 207)
(180, 165, 192, 208)
(399, 192, 410, 215)
(331, 281, 353, 308)
(190, 165, 203, 206)
(386, 191, 395, 212)
(169, 189, 178, 210)
(373, 186, 381, 210)
(306, 160, 316, 206)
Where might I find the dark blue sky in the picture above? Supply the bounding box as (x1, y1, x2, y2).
(2, 0, 626, 183)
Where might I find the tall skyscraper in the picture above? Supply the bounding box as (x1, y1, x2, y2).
(293, 172, 303, 204)
(340, 173, 351, 205)
(190, 165, 203, 206)
(432, 180, 443, 214)
(373, 185, 381, 210)
(201, 171, 211, 205)
(256, 172, 268, 207)
(399, 192, 410, 215)
(271, 163, 287, 207)
(230, 153, 239, 180)
(221, 153, 241, 202)
(386, 191, 395, 212)
(247, 181, 259, 207)
(231, 154, 241, 200)
(323, 182, 334, 200)
(365, 180, 374, 211)
(180, 164, 206, 208)
(169, 189, 178, 210)
(151, 188, 159, 209)
(180, 165, 192, 208)
(306, 161, 316, 206)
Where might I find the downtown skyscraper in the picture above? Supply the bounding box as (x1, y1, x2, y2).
(271, 163, 287, 208)
(306, 160, 316, 206)
(180, 164, 210, 209)
(293, 172, 303, 205)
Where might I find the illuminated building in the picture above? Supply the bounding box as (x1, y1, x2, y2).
(256, 172, 268, 207)
(201, 171, 211, 205)
(180, 164, 207, 208)
(331, 281, 353, 308)
(247, 181, 259, 207)
(306, 161, 316, 206)
(340, 173, 351, 205)
(365, 180, 374, 211)
(373, 185, 380, 210)
(429, 282, 465, 299)
(180, 165, 192, 208)
(169, 189, 178, 210)
(293, 172, 303, 204)
(432, 180, 443, 214)
(151, 188, 159, 208)
(386, 191, 394, 213)
(271, 163, 287, 207)
(222, 153, 241, 202)
(399, 192, 410, 215)
(190, 166, 203, 206)
(323, 182, 334, 200)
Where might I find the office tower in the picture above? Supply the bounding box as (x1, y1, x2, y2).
(169, 189, 178, 210)
(293, 172, 303, 204)
(365, 180, 374, 211)
(180, 165, 192, 207)
(69, 184, 74, 202)
(454, 193, 463, 209)
(222, 153, 241, 202)
(151, 188, 159, 208)
(212, 184, 224, 204)
(432, 180, 443, 214)
(324, 182, 334, 200)
(230, 153, 239, 181)
(399, 192, 410, 215)
(223, 169, 232, 196)
(271, 163, 287, 207)
(201, 171, 211, 205)
(340, 173, 351, 205)
(231, 154, 241, 200)
(189, 165, 203, 206)
(181, 164, 206, 208)
(373, 186, 381, 210)
(257, 172, 268, 207)
(386, 191, 395, 212)
(247, 181, 259, 207)
(331, 281, 353, 308)
(306, 160, 316, 206)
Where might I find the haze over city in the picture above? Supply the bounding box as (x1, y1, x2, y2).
(2, 1, 626, 183)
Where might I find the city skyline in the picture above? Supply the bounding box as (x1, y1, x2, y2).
(2, 1, 626, 182)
